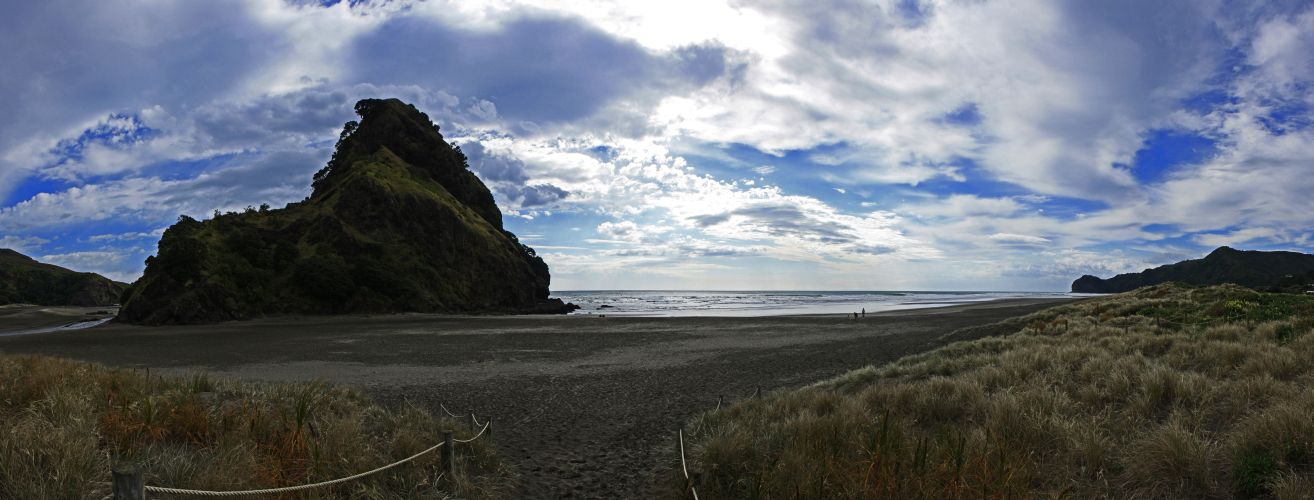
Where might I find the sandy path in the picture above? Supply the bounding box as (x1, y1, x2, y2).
(0, 298, 1071, 498)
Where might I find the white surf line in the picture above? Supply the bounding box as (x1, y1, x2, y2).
(0, 317, 114, 337)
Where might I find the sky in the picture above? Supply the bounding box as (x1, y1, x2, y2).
(2, 0, 1314, 291)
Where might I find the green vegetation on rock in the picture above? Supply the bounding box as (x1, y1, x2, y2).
(0, 249, 126, 306)
(1073, 246, 1314, 293)
(676, 284, 1314, 499)
(118, 98, 573, 325)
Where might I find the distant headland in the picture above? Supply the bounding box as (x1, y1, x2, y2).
(1072, 246, 1314, 293)
(0, 248, 125, 306)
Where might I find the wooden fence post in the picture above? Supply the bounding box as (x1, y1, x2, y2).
(443, 430, 456, 478)
(112, 465, 144, 500)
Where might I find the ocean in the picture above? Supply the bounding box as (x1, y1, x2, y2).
(551, 290, 1080, 317)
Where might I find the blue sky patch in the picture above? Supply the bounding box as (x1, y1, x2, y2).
(942, 103, 982, 127)
(2, 175, 75, 207)
(1128, 129, 1219, 183)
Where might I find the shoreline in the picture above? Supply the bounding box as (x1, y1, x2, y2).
(0, 296, 1078, 336)
(778, 296, 1079, 318)
(558, 292, 1079, 318)
(0, 297, 1071, 497)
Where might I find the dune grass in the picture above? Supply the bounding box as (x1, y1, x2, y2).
(0, 355, 512, 499)
(678, 284, 1314, 499)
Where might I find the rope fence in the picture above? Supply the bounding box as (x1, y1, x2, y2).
(141, 439, 450, 497)
(109, 412, 492, 499)
(676, 429, 700, 500)
(673, 386, 762, 499)
(456, 420, 491, 444)
(439, 403, 461, 418)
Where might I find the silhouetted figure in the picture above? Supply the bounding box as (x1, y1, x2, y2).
(853, 312, 858, 320)
(862, 308, 865, 318)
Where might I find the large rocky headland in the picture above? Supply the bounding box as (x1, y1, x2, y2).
(117, 98, 575, 325)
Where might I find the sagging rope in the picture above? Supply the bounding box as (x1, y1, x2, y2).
(677, 429, 700, 500)
(440, 403, 487, 432)
(142, 421, 491, 497)
(457, 421, 491, 443)
(439, 403, 461, 418)
(144, 441, 445, 497)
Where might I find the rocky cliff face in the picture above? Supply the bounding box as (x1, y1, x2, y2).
(118, 98, 574, 325)
(0, 249, 126, 306)
(1072, 246, 1314, 293)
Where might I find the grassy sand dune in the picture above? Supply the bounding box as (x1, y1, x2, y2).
(0, 355, 511, 499)
(679, 284, 1314, 499)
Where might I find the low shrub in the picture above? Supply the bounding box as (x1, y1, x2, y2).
(677, 284, 1314, 499)
(0, 355, 512, 499)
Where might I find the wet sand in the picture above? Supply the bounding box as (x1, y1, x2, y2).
(0, 298, 1073, 498)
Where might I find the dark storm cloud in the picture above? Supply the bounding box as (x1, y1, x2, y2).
(460, 140, 568, 208)
(727, 202, 855, 244)
(506, 183, 569, 207)
(348, 14, 736, 125)
(190, 89, 358, 148)
(184, 150, 327, 198)
(461, 141, 529, 184)
(0, 1, 281, 171)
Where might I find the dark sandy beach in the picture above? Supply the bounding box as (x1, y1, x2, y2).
(0, 298, 1072, 498)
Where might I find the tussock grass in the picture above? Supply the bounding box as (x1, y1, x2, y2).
(0, 355, 511, 499)
(678, 284, 1314, 499)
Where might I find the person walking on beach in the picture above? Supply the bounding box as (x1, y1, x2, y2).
(862, 308, 865, 318)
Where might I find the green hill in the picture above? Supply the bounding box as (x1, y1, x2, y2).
(118, 98, 574, 325)
(0, 249, 126, 306)
(1072, 246, 1314, 293)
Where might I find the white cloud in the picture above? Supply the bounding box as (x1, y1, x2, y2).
(40, 250, 126, 269)
(989, 233, 1052, 246)
(595, 220, 644, 243)
(639, 0, 1228, 201)
(899, 194, 1026, 219)
(1194, 228, 1279, 248)
(5, 0, 1314, 291)
(86, 229, 167, 243)
(1245, 8, 1314, 101)
(0, 236, 50, 254)
(0, 148, 324, 232)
